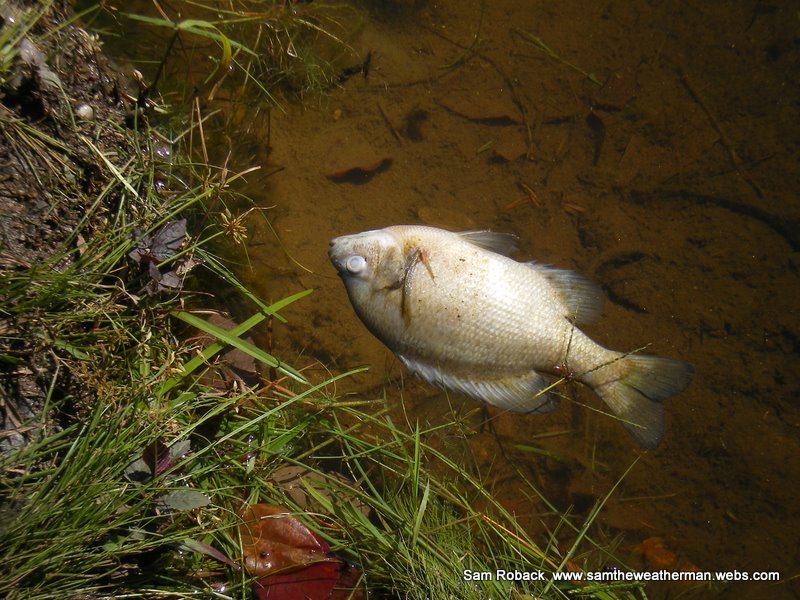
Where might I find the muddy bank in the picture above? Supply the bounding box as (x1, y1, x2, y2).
(0, 0, 142, 446)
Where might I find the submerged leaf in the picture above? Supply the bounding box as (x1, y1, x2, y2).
(271, 466, 371, 517)
(181, 538, 238, 569)
(636, 536, 700, 573)
(156, 269, 182, 290)
(253, 559, 364, 600)
(128, 219, 196, 295)
(123, 456, 152, 484)
(239, 504, 334, 578)
(149, 219, 188, 261)
(195, 314, 260, 393)
(157, 489, 211, 512)
(128, 219, 187, 264)
(174, 311, 307, 383)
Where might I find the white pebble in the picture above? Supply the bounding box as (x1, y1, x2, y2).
(75, 103, 95, 121)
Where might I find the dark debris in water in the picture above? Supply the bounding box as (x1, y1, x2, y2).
(325, 157, 393, 185)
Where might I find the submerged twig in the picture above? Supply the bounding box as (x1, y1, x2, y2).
(680, 71, 764, 198)
(513, 29, 602, 86)
(423, 24, 536, 158)
(439, 4, 484, 71)
(377, 101, 405, 145)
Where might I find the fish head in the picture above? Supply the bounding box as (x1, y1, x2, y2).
(328, 229, 406, 297)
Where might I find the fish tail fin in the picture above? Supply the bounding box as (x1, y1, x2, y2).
(593, 354, 694, 449)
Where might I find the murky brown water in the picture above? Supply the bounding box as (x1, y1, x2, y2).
(95, 1, 800, 597)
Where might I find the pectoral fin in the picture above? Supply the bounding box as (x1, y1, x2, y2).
(398, 355, 558, 414)
(400, 247, 435, 321)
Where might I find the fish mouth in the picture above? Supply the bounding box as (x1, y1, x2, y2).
(328, 237, 349, 274)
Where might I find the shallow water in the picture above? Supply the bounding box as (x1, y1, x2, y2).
(97, 1, 800, 597)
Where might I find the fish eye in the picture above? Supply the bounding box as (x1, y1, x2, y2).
(346, 255, 367, 274)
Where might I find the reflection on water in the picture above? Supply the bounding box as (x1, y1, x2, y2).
(100, 1, 800, 598)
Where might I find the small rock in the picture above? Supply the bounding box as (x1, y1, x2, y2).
(75, 103, 95, 121)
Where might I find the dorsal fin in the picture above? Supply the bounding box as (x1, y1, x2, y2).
(526, 262, 603, 324)
(458, 231, 519, 256)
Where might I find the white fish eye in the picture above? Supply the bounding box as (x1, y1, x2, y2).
(346, 255, 367, 274)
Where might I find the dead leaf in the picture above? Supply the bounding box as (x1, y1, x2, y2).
(239, 504, 335, 577)
(253, 560, 364, 600)
(271, 466, 371, 517)
(636, 536, 700, 572)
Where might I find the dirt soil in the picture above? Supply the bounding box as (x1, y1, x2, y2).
(0, 0, 139, 448)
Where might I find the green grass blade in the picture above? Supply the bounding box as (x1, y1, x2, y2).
(158, 289, 313, 396)
(171, 310, 307, 383)
(122, 14, 257, 57)
(410, 479, 430, 550)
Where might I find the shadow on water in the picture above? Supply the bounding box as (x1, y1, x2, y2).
(96, 0, 800, 597)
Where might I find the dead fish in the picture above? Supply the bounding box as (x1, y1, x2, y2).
(328, 225, 693, 448)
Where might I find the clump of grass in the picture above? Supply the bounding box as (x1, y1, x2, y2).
(86, 0, 365, 104)
(0, 133, 644, 597)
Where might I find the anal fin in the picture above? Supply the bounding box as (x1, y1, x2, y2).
(398, 355, 558, 414)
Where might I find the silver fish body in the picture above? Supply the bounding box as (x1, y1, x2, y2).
(328, 225, 693, 448)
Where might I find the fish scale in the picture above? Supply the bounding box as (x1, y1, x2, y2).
(329, 225, 693, 448)
(378, 229, 596, 375)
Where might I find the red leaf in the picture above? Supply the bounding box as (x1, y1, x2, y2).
(142, 438, 170, 476)
(240, 503, 365, 599)
(253, 560, 364, 600)
(239, 504, 334, 577)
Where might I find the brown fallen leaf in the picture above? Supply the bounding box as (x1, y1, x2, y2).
(240, 503, 366, 599)
(636, 536, 700, 573)
(270, 465, 371, 518)
(191, 313, 261, 394)
(239, 503, 336, 577)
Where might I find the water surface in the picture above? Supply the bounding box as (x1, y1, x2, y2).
(99, 1, 800, 597)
